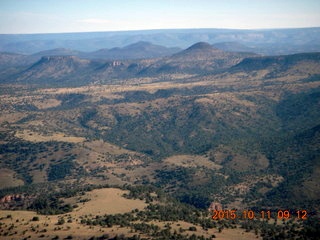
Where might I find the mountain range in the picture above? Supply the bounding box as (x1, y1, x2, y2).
(1, 27, 320, 55)
(0, 41, 181, 65)
(1, 41, 258, 85)
(3, 40, 320, 88)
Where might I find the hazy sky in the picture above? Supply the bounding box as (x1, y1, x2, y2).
(0, 0, 320, 34)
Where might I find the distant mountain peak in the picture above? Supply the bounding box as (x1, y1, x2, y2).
(29, 55, 90, 73)
(128, 41, 151, 46)
(17, 55, 93, 83)
(90, 41, 181, 60)
(172, 42, 223, 60)
(186, 42, 214, 51)
(124, 41, 154, 50)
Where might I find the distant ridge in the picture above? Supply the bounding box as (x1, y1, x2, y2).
(0, 52, 31, 69)
(2, 42, 319, 85)
(212, 42, 254, 53)
(1, 28, 320, 55)
(34, 55, 90, 67)
(32, 48, 82, 57)
(17, 55, 93, 83)
(233, 52, 320, 72)
(123, 41, 156, 50)
(172, 41, 222, 59)
(83, 41, 181, 60)
(186, 42, 215, 51)
(140, 42, 255, 75)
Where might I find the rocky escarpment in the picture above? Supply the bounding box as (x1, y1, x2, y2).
(0, 194, 34, 210)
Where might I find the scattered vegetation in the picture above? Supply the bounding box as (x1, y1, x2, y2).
(0, 45, 319, 239)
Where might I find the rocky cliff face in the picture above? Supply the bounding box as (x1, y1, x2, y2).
(0, 194, 34, 209)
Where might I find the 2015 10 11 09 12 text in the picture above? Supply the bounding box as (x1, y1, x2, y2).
(212, 210, 308, 220)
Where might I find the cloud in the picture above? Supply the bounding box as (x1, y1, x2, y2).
(78, 18, 111, 24)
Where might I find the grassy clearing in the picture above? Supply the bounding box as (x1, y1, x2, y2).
(0, 209, 118, 240)
(0, 112, 27, 124)
(84, 140, 135, 156)
(0, 168, 24, 189)
(0, 187, 162, 239)
(0, 205, 260, 240)
(15, 129, 85, 143)
(32, 98, 61, 109)
(213, 227, 261, 240)
(67, 188, 147, 217)
(0, 188, 148, 239)
(163, 154, 222, 170)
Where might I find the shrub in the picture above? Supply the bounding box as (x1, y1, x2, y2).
(189, 226, 197, 231)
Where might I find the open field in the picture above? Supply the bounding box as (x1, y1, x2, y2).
(0, 169, 24, 189)
(0, 210, 261, 240)
(0, 188, 146, 239)
(15, 129, 86, 143)
(65, 188, 147, 216)
(163, 154, 222, 170)
(0, 187, 262, 240)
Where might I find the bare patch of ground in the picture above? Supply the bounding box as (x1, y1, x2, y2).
(214, 227, 261, 240)
(84, 140, 135, 156)
(163, 154, 222, 170)
(32, 98, 61, 109)
(0, 187, 262, 240)
(0, 168, 24, 189)
(15, 129, 85, 143)
(0, 112, 27, 124)
(65, 188, 147, 217)
(0, 188, 147, 239)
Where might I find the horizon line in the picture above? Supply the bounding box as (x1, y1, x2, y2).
(1, 26, 320, 35)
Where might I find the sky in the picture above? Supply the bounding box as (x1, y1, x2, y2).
(0, 0, 319, 34)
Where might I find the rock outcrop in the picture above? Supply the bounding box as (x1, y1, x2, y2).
(208, 202, 223, 212)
